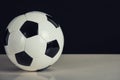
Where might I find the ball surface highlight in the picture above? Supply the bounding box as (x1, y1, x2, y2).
(4, 11, 64, 71)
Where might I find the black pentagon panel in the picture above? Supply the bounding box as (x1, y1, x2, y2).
(45, 40, 60, 58)
(15, 51, 33, 66)
(4, 29, 10, 45)
(47, 15, 59, 28)
(20, 21, 38, 38)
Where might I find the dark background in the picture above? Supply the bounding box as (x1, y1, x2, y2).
(0, 0, 120, 54)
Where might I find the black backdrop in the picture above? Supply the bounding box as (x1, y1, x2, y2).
(0, 0, 120, 54)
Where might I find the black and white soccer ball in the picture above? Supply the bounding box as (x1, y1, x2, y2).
(4, 11, 64, 71)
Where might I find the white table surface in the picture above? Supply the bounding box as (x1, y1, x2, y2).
(0, 54, 120, 80)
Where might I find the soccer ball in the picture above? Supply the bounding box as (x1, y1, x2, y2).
(4, 11, 64, 71)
